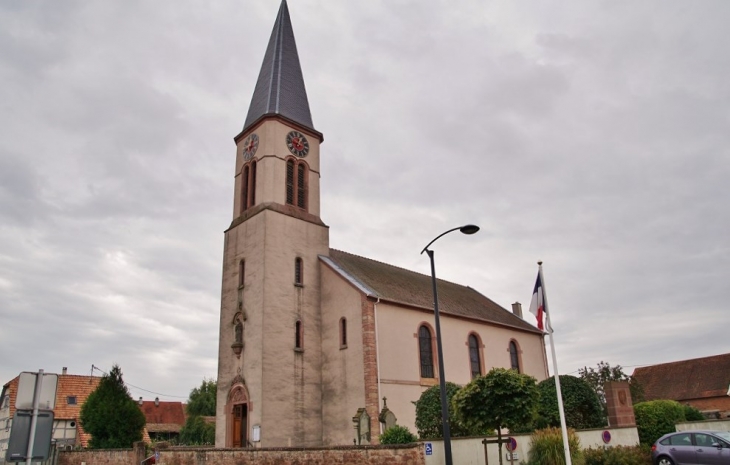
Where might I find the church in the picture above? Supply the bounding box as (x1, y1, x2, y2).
(215, 0, 548, 448)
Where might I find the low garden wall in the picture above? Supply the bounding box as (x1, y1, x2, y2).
(423, 426, 639, 465)
(58, 443, 425, 465)
(57, 444, 144, 465)
(676, 418, 730, 432)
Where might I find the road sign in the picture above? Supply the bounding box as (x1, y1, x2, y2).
(15, 373, 58, 410)
(5, 410, 54, 462)
(506, 436, 517, 452)
(424, 443, 433, 456)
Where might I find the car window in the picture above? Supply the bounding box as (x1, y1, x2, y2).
(695, 433, 713, 447)
(714, 432, 730, 443)
(670, 433, 692, 446)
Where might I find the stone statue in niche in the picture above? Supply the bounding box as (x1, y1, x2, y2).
(231, 316, 244, 357)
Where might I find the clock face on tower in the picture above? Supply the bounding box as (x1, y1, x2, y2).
(242, 133, 259, 161)
(286, 131, 309, 157)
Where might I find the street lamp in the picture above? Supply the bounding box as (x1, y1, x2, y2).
(420, 224, 480, 465)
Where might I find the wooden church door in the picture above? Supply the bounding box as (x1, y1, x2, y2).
(232, 404, 247, 447)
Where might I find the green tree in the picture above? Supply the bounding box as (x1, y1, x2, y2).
(185, 378, 217, 416)
(178, 416, 215, 445)
(414, 382, 482, 439)
(452, 368, 539, 448)
(633, 400, 686, 445)
(536, 375, 605, 430)
(179, 378, 217, 445)
(578, 361, 644, 417)
(80, 364, 146, 449)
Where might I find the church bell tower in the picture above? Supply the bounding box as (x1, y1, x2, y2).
(215, 0, 328, 448)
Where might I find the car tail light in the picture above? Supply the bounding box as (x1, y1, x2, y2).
(651, 445, 657, 452)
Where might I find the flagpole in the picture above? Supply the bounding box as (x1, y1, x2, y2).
(539, 261, 572, 465)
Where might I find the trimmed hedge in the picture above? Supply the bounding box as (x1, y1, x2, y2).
(633, 400, 686, 445)
(583, 445, 652, 465)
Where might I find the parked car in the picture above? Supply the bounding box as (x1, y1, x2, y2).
(652, 430, 730, 465)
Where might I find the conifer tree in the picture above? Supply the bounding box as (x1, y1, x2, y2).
(80, 365, 146, 449)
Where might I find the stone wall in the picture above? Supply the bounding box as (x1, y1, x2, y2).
(57, 445, 144, 465)
(58, 444, 424, 465)
(163, 445, 424, 465)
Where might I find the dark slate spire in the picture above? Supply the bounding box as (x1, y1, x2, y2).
(243, 0, 315, 134)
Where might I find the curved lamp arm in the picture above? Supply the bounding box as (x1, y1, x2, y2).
(420, 224, 480, 254)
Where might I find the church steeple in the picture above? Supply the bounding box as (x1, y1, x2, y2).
(243, 0, 315, 134)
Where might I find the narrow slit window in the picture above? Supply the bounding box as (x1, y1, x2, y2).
(294, 257, 303, 285)
(340, 318, 347, 347)
(238, 260, 245, 287)
(295, 320, 303, 349)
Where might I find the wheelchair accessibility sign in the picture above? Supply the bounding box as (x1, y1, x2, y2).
(425, 443, 433, 455)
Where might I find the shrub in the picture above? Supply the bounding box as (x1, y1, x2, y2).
(414, 382, 478, 438)
(683, 404, 705, 421)
(583, 445, 652, 465)
(379, 425, 418, 444)
(527, 427, 583, 465)
(179, 415, 215, 445)
(633, 400, 686, 445)
(537, 375, 605, 430)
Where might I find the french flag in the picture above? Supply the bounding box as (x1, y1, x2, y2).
(529, 272, 548, 332)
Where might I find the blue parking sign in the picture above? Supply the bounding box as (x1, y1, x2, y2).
(425, 443, 433, 455)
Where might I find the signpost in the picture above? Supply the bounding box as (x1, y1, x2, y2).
(5, 370, 58, 464)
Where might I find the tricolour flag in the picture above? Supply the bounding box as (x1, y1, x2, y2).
(529, 272, 548, 332)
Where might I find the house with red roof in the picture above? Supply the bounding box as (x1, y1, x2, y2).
(632, 353, 730, 418)
(137, 397, 187, 442)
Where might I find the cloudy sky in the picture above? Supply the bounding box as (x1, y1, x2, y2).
(1, 1, 728, 401)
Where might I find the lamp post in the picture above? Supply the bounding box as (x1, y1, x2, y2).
(420, 224, 480, 465)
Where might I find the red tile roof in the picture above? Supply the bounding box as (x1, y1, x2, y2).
(324, 249, 541, 333)
(632, 353, 730, 401)
(139, 400, 186, 427)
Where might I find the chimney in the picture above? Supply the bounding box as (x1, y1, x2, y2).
(138, 397, 143, 405)
(62, 367, 68, 375)
(155, 397, 159, 407)
(511, 302, 523, 318)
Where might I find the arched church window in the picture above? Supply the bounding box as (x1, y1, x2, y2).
(285, 158, 308, 211)
(509, 340, 521, 373)
(294, 257, 303, 285)
(468, 333, 482, 379)
(419, 325, 434, 378)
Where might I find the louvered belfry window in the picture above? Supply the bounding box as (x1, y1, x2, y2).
(285, 158, 308, 211)
(241, 161, 257, 213)
(286, 160, 295, 205)
(294, 257, 303, 285)
(419, 325, 434, 378)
